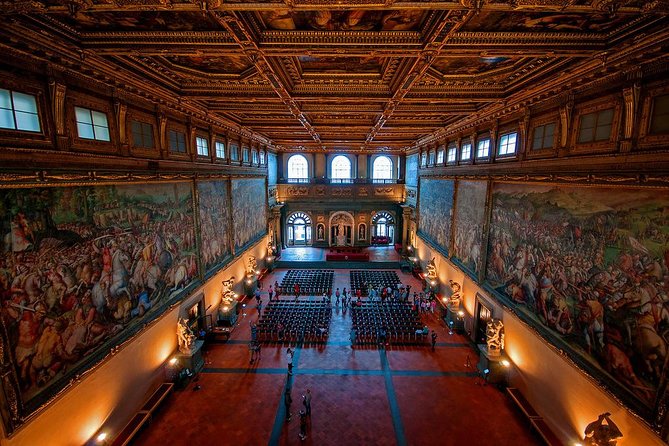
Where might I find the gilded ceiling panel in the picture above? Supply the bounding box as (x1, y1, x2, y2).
(461, 11, 630, 33)
(431, 56, 518, 76)
(258, 10, 426, 31)
(50, 11, 224, 32)
(163, 55, 253, 75)
(298, 56, 383, 74)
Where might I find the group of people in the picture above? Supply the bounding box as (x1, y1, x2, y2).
(283, 384, 312, 440)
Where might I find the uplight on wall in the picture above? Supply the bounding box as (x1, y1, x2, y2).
(96, 432, 108, 445)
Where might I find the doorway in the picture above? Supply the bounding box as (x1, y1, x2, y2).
(286, 212, 312, 246)
(475, 296, 492, 345)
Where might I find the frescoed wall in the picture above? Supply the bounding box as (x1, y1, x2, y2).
(197, 180, 231, 276)
(0, 182, 198, 419)
(485, 183, 669, 421)
(418, 178, 455, 254)
(268, 153, 278, 186)
(452, 181, 488, 277)
(405, 154, 418, 187)
(231, 178, 267, 251)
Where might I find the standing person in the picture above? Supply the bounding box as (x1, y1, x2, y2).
(274, 280, 280, 300)
(302, 388, 312, 416)
(250, 321, 258, 343)
(327, 287, 332, 303)
(431, 331, 438, 351)
(284, 387, 293, 422)
(257, 300, 262, 314)
(256, 341, 262, 360)
(255, 287, 261, 306)
(356, 288, 362, 300)
(286, 347, 294, 375)
(299, 410, 308, 440)
(350, 327, 357, 346)
(268, 285, 274, 301)
(294, 283, 300, 300)
(335, 288, 341, 306)
(431, 299, 436, 314)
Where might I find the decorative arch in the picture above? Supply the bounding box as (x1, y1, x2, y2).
(286, 211, 313, 246)
(329, 211, 354, 246)
(371, 211, 395, 245)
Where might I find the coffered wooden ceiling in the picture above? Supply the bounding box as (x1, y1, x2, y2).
(2, 1, 668, 153)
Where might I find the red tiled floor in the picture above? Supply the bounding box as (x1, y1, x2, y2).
(136, 268, 542, 446)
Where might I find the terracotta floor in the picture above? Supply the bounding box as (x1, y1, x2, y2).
(278, 246, 401, 262)
(136, 268, 541, 446)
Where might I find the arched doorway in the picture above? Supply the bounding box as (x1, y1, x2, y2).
(371, 211, 395, 245)
(329, 211, 354, 246)
(286, 212, 312, 246)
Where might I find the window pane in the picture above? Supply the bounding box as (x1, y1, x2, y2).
(373, 156, 392, 179)
(0, 109, 14, 129)
(578, 127, 593, 143)
(437, 150, 444, 164)
(461, 144, 471, 160)
(12, 92, 37, 113)
(0, 89, 11, 110)
(598, 109, 614, 126)
(595, 123, 612, 141)
(94, 125, 110, 141)
(288, 155, 308, 179)
(132, 121, 143, 146)
(77, 122, 95, 139)
(75, 107, 92, 125)
(580, 112, 596, 130)
(91, 110, 108, 128)
(650, 94, 669, 134)
(332, 155, 351, 179)
(14, 111, 40, 132)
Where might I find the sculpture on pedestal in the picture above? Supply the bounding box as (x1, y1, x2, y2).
(247, 256, 258, 276)
(583, 412, 622, 446)
(448, 280, 462, 309)
(485, 318, 505, 356)
(221, 277, 236, 304)
(177, 318, 196, 354)
(426, 257, 437, 280)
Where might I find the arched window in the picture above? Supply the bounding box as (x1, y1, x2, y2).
(286, 212, 312, 245)
(331, 155, 352, 182)
(372, 156, 393, 182)
(287, 155, 309, 183)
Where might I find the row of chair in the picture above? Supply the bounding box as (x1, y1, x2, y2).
(257, 301, 331, 343)
(279, 269, 334, 295)
(351, 301, 424, 346)
(349, 270, 401, 296)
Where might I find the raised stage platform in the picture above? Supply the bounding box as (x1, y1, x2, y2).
(276, 246, 402, 270)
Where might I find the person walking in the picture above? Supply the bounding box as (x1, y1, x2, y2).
(284, 387, 293, 422)
(302, 388, 312, 416)
(274, 280, 280, 300)
(250, 321, 258, 343)
(299, 410, 308, 440)
(255, 287, 261, 305)
(350, 327, 357, 346)
(286, 347, 294, 375)
(268, 285, 274, 301)
(256, 341, 262, 360)
(294, 283, 300, 300)
(335, 288, 340, 306)
(431, 331, 438, 351)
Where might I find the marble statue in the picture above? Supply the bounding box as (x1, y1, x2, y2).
(448, 280, 462, 309)
(177, 317, 196, 354)
(221, 277, 236, 304)
(583, 413, 623, 446)
(426, 257, 437, 279)
(247, 255, 258, 276)
(486, 318, 505, 356)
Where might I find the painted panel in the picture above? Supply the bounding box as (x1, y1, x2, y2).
(231, 178, 267, 251)
(0, 183, 198, 424)
(406, 154, 418, 187)
(197, 180, 231, 276)
(268, 153, 278, 186)
(260, 10, 426, 31)
(485, 183, 669, 422)
(418, 178, 455, 254)
(453, 181, 488, 276)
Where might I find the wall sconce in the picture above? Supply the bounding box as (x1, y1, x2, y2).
(501, 359, 510, 368)
(457, 310, 465, 318)
(96, 432, 108, 445)
(168, 357, 178, 366)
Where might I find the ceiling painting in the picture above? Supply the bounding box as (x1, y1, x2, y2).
(164, 55, 253, 75)
(431, 57, 517, 76)
(260, 10, 426, 31)
(51, 11, 223, 32)
(462, 11, 630, 33)
(298, 56, 383, 74)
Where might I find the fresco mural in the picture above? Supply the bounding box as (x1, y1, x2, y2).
(432, 57, 516, 76)
(418, 178, 455, 254)
(52, 11, 222, 32)
(406, 154, 418, 187)
(453, 181, 488, 277)
(462, 11, 629, 33)
(485, 183, 669, 420)
(164, 55, 252, 75)
(231, 178, 267, 250)
(0, 182, 198, 418)
(260, 10, 426, 31)
(268, 153, 278, 185)
(197, 181, 231, 276)
(299, 56, 382, 74)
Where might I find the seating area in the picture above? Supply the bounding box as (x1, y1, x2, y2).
(371, 235, 390, 245)
(351, 301, 424, 346)
(350, 270, 401, 296)
(256, 300, 331, 343)
(325, 247, 370, 261)
(278, 269, 334, 295)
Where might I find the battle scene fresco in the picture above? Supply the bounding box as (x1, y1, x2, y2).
(485, 183, 669, 418)
(260, 10, 426, 31)
(453, 181, 488, 277)
(231, 178, 267, 251)
(418, 178, 455, 255)
(405, 154, 418, 187)
(462, 11, 630, 33)
(0, 183, 198, 416)
(197, 181, 231, 276)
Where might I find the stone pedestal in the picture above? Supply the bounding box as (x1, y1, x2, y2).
(176, 340, 205, 374)
(218, 301, 238, 327)
(444, 306, 465, 334)
(476, 344, 509, 386)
